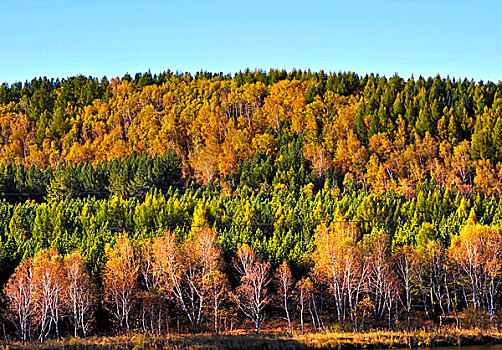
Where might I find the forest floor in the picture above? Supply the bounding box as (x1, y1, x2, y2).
(4, 328, 502, 350)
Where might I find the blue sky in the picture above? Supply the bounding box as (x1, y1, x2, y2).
(1, 0, 501, 84)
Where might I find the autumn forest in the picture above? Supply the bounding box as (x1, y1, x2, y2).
(1, 69, 502, 343)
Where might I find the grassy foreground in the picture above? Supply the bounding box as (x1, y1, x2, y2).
(4, 329, 502, 350)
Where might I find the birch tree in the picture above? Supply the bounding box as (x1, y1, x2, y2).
(234, 245, 271, 334)
(275, 260, 293, 333)
(449, 225, 502, 323)
(4, 258, 36, 344)
(150, 228, 222, 331)
(103, 233, 139, 334)
(32, 249, 65, 343)
(63, 251, 97, 338)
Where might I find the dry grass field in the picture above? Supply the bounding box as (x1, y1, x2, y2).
(4, 328, 502, 350)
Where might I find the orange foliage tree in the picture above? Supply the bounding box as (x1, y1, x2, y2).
(449, 225, 502, 323)
(63, 251, 97, 338)
(275, 260, 293, 333)
(313, 222, 368, 328)
(102, 233, 139, 333)
(296, 277, 312, 335)
(204, 270, 230, 334)
(149, 228, 223, 331)
(32, 249, 65, 343)
(3, 258, 36, 344)
(234, 244, 271, 334)
(139, 240, 166, 335)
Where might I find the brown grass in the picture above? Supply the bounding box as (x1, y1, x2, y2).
(4, 328, 502, 350)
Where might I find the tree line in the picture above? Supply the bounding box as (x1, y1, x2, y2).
(0, 70, 501, 198)
(4, 222, 502, 343)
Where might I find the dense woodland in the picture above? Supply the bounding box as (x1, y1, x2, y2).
(1, 69, 502, 342)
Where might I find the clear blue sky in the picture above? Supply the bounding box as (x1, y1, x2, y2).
(1, 0, 501, 84)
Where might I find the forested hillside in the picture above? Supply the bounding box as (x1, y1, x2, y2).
(1, 69, 502, 342)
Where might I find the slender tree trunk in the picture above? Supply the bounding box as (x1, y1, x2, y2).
(74, 313, 78, 338)
(308, 301, 317, 332)
(312, 296, 323, 331)
(284, 294, 292, 334)
(214, 300, 219, 334)
(387, 299, 392, 331)
(81, 315, 87, 339)
(141, 300, 146, 332)
(54, 315, 60, 339)
(300, 302, 304, 335)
